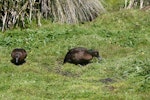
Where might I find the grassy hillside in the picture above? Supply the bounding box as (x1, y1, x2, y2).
(103, 0, 125, 11)
(0, 10, 150, 99)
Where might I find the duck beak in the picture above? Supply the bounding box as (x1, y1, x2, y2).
(16, 57, 19, 63)
(97, 56, 102, 62)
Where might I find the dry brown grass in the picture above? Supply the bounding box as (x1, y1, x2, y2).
(50, 0, 106, 23)
(0, 0, 105, 31)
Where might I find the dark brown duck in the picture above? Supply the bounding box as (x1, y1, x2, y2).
(63, 47, 101, 65)
(11, 48, 27, 65)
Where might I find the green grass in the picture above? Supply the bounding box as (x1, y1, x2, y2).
(0, 10, 150, 100)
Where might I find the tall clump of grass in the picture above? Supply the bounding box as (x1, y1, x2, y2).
(50, 0, 106, 23)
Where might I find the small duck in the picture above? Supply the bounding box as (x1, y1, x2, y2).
(63, 47, 101, 65)
(11, 48, 27, 65)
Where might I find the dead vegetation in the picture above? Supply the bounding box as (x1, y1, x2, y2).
(0, 0, 105, 31)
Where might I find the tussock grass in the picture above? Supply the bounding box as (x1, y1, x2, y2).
(51, 0, 105, 23)
(0, 10, 150, 99)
